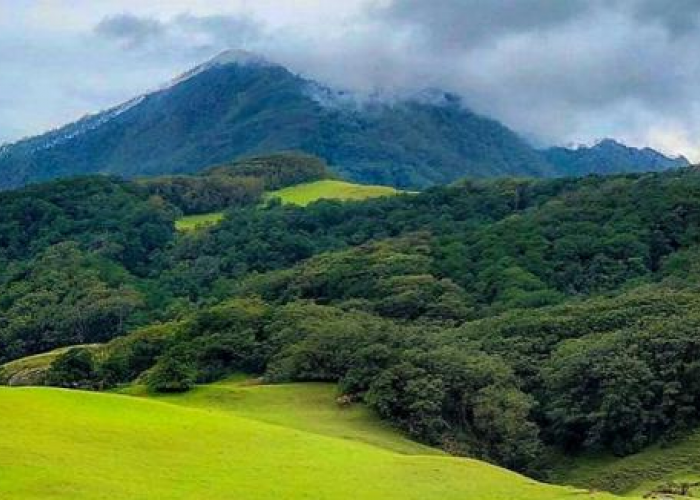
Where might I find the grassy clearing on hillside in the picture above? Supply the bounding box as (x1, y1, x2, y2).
(266, 179, 401, 206)
(554, 430, 700, 497)
(0, 386, 622, 500)
(120, 378, 440, 455)
(173, 180, 400, 230)
(174, 212, 224, 231)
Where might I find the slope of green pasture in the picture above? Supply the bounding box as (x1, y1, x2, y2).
(174, 212, 224, 231)
(266, 179, 401, 206)
(554, 430, 700, 497)
(121, 379, 440, 455)
(0, 387, 622, 500)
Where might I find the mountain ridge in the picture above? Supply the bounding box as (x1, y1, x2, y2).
(0, 51, 688, 190)
(544, 138, 689, 176)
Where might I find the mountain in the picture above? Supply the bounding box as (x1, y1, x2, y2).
(0, 50, 556, 190)
(543, 138, 690, 176)
(0, 51, 688, 190)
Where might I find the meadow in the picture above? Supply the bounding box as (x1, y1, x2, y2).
(174, 212, 225, 231)
(265, 179, 401, 206)
(0, 381, 622, 500)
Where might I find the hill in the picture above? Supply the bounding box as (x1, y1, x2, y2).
(543, 139, 689, 176)
(0, 50, 556, 190)
(0, 386, 621, 500)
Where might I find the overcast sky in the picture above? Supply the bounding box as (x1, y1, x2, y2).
(1, 0, 699, 160)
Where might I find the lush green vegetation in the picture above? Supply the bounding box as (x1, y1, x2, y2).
(0, 386, 622, 500)
(144, 152, 332, 216)
(6, 164, 700, 482)
(0, 345, 102, 386)
(266, 179, 400, 206)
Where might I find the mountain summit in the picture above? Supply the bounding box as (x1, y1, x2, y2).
(0, 51, 687, 189)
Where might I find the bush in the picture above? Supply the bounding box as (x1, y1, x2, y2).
(46, 348, 97, 389)
(146, 353, 196, 393)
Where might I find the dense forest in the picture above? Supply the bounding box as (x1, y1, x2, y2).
(3, 155, 700, 477)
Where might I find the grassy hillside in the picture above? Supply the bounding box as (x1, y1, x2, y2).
(174, 212, 224, 231)
(0, 386, 622, 500)
(120, 378, 440, 455)
(554, 430, 700, 497)
(266, 179, 401, 206)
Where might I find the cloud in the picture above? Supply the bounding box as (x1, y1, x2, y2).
(335, 0, 700, 159)
(94, 14, 166, 48)
(629, 0, 700, 36)
(94, 12, 264, 53)
(376, 0, 593, 51)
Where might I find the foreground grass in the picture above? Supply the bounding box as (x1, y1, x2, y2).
(120, 379, 440, 455)
(266, 179, 401, 206)
(174, 212, 224, 232)
(0, 386, 622, 500)
(554, 430, 700, 497)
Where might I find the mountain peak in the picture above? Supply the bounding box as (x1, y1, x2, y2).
(206, 49, 274, 68)
(593, 138, 625, 149)
(160, 49, 278, 92)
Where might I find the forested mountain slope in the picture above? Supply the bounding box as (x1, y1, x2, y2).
(4, 164, 700, 483)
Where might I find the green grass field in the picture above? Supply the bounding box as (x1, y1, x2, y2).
(266, 179, 401, 206)
(0, 381, 623, 500)
(119, 378, 440, 455)
(174, 212, 224, 232)
(554, 429, 700, 497)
